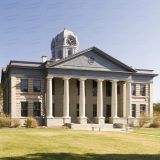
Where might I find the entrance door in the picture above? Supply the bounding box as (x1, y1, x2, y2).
(106, 105, 111, 123)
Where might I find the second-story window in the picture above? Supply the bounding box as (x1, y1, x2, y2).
(131, 84, 136, 96)
(93, 80, 97, 96)
(20, 79, 28, 92)
(106, 82, 112, 96)
(52, 79, 55, 95)
(76, 80, 80, 96)
(33, 80, 41, 92)
(140, 85, 145, 96)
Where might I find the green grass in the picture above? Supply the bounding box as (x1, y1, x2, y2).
(131, 129, 160, 136)
(0, 129, 160, 160)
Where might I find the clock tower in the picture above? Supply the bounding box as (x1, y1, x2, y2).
(51, 28, 79, 60)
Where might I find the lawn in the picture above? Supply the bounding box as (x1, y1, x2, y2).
(0, 129, 160, 160)
(130, 129, 160, 136)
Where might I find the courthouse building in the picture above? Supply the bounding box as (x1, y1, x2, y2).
(1, 28, 158, 128)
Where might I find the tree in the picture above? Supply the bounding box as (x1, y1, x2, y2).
(0, 83, 2, 101)
(138, 113, 151, 127)
(153, 103, 160, 113)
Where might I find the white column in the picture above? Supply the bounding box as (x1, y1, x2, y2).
(78, 78, 87, 124)
(126, 81, 132, 118)
(79, 78, 86, 118)
(96, 79, 104, 118)
(46, 77, 53, 117)
(63, 77, 70, 118)
(122, 82, 126, 117)
(149, 83, 153, 118)
(111, 80, 119, 118)
(95, 79, 105, 124)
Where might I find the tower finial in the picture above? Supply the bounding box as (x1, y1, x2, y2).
(64, 26, 66, 30)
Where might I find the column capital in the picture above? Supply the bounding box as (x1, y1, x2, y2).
(96, 79, 104, 82)
(110, 80, 119, 83)
(125, 80, 133, 83)
(78, 78, 86, 81)
(62, 77, 70, 80)
(46, 76, 53, 79)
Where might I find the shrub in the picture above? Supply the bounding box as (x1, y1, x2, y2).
(12, 119, 21, 128)
(0, 115, 11, 127)
(24, 117, 39, 128)
(138, 113, 151, 127)
(149, 112, 160, 128)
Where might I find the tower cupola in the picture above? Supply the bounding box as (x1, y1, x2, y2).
(51, 28, 79, 60)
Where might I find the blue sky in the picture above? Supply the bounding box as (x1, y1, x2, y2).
(0, 0, 160, 102)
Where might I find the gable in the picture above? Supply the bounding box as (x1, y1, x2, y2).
(48, 50, 132, 72)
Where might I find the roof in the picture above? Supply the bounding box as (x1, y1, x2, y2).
(46, 46, 137, 72)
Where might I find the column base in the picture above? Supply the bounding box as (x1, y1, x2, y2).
(78, 117, 87, 124)
(45, 117, 54, 127)
(63, 117, 71, 124)
(109, 117, 119, 124)
(95, 117, 105, 125)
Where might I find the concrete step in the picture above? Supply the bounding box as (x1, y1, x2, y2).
(69, 123, 114, 129)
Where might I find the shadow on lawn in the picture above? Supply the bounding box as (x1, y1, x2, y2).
(1, 153, 160, 160)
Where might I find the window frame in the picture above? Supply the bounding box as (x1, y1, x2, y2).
(52, 103, 55, 117)
(21, 102, 28, 117)
(117, 85, 120, 95)
(77, 104, 79, 117)
(33, 102, 41, 117)
(140, 85, 145, 96)
(52, 79, 55, 95)
(33, 80, 41, 93)
(93, 80, 97, 96)
(76, 80, 80, 96)
(132, 104, 136, 117)
(106, 81, 112, 97)
(20, 79, 28, 92)
(131, 84, 136, 96)
(93, 104, 97, 117)
(140, 104, 146, 115)
(106, 105, 111, 117)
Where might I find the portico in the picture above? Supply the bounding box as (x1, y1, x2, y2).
(45, 76, 133, 126)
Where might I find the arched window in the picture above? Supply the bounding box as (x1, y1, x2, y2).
(68, 50, 72, 56)
(58, 50, 62, 59)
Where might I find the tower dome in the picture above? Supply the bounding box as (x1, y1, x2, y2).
(51, 28, 79, 60)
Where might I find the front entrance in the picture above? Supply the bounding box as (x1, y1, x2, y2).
(106, 105, 111, 123)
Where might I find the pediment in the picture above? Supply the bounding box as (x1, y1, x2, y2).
(47, 47, 135, 72)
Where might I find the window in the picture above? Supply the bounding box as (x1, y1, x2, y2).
(117, 85, 120, 95)
(58, 50, 62, 59)
(93, 80, 97, 96)
(52, 103, 55, 117)
(131, 84, 136, 96)
(68, 50, 72, 56)
(76, 80, 80, 96)
(93, 104, 97, 117)
(33, 80, 41, 92)
(21, 102, 28, 117)
(52, 79, 55, 95)
(77, 104, 79, 117)
(140, 104, 146, 114)
(106, 105, 111, 117)
(132, 104, 136, 117)
(33, 102, 41, 117)
(106, 82, 112, 96)
(20, 79, 28, 92)
(140, 85, 145, 96)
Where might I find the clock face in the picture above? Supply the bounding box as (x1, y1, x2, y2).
(66, 38, 74, 46)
